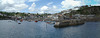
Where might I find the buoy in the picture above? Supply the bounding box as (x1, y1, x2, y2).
(51, 22, 55, 24)
(18, 23, 21, 24)
(35, 21, 38, 22)
(46, 22, 50, 24)
(20, 19, 23, 22)
(39, 20, 42, 21)
(8, 21, 11, 22)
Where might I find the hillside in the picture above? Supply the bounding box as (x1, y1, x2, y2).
(70, 6, 100, 15)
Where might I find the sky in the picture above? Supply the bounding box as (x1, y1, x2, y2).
(0, 0, 100, 14)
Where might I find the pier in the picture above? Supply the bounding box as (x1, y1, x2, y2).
(54, 19, 85, 27)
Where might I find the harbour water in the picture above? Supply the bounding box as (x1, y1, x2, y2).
(0, 20, 100, 38)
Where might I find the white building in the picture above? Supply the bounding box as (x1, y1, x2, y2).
(47, 15, 59, 20)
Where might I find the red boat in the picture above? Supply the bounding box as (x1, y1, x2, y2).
(35, 21, 38, 22)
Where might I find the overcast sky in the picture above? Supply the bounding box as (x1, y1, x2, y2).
(0, 0, 100, 14)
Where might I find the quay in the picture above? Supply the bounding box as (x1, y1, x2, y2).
(54, 19, 85, 28)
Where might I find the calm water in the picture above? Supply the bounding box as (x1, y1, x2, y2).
(0, 20, 100, 38)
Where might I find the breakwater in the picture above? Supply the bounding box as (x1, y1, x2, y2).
(54, 19, 85, 27)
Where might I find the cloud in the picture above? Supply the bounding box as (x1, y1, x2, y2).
(28, 3, 62, 14)
(28, 1, 62, 14)
(37, 6, 49, 14)
(47, 2, 53, 5)
(41, 6, 49, 11)
(95, 0, 100, 3)
(28, 3, 57, 14)
(91, 4, 100, 6)
(0, 0, 28, 12)
(4, 4, 28, 12)
(28, 0, 39, 2)
(28, 3, 36, 12)
(61, 0, 83, 9)
(38, 5, 62, 14)
(53, 5, 57, 9)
